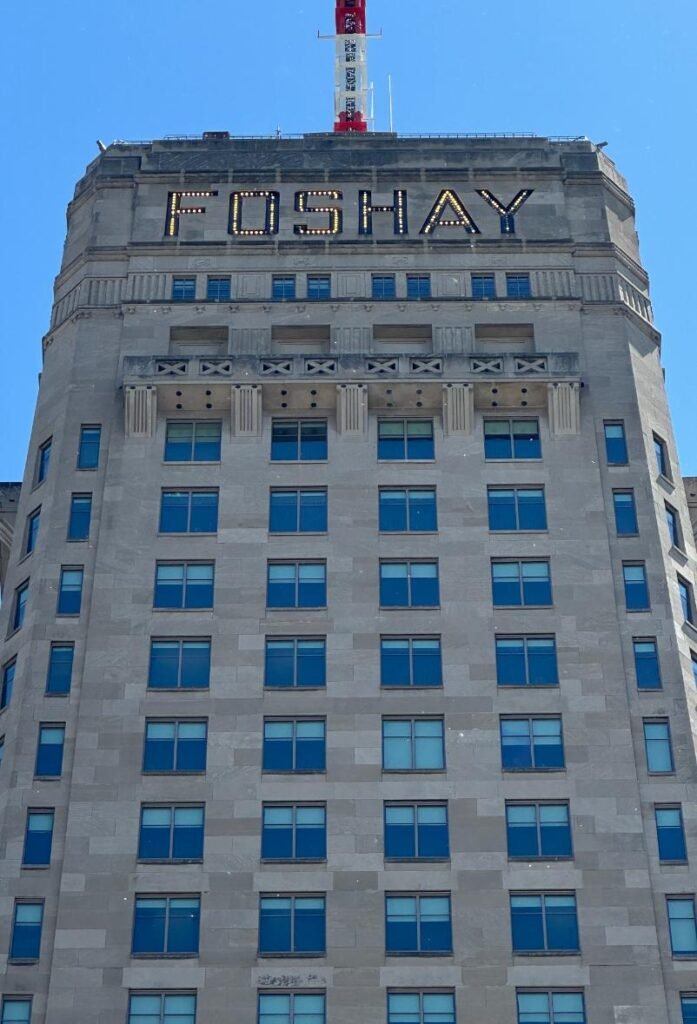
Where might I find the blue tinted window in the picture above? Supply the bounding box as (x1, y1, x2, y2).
(373, 275, 396, 299)
(258, 993, 325, 1024)
(35, 725, 65, 777)
(679, 577, 695, 623)
(77, 425, 101, 469)
(259, 896, 326, 954)
(656, 807, 687, 862)
(143, 721, 207, 773)
(149, 640, 211, 690)
(271, 420, 327, 461)
(484, 420, 540, 460)
(506, 804, 572, 859)
(1, 660, 15, 710)
(496, 637, 558, 686)
(263, 720, 326, 773)
(57, 568, 83, 615)
(307, 276, 331, 300)
(379, 489, 437, 532)
(25, 509, 40, 555)
(378, 420, 434, 460)
(13, 581, 29, 631)
(510, 893, 579, 953)
(380, 562, 439, 607)
(154, 563, 214, 609)
(388, 993, 455, 1024)
(68, 494, 92, 541)
(36, 439, 51, 484)
(667, 505, 682, 547)
(613, 491, 638, 535)
(492, 561, 551, 607)
(270, 491, 327, 533)
(1, 998, 32, 1024)
(633, 639, 661, 689)
(472, 274, 496, 299)
(501, 718, 564, 771)
(23, 810, 54, 866)
(488, 488, 546, 531)
(506, 274, 531, 298)
(654, 434, 670, 477)
(272, 276, 296, 300)
(623, 564, 649, 610)
(407, 275, 431, 299)
(207, 276, 231, 301)
(46, 644, 74, 695)
(385, 804, 449, 859)
(128, 993, 197, 1024)
(267, 563, 326, 608)
(516, 991, 586, 1024)
(10, 903, 43, 961)
(668, 898, 697, 956)
(381, 638, 442, 687)
(139, 805, 205, 861)
(160, 491, 218, 533)
(265, 639, 326, 688)
(164, 421, 221, 462)
(604, 422, 628, 464)
(132, 896, 200, 955)
(172, 277, 196, 301)
(385, 894, 452, 954)
(262, 805, 326, 860)
(682, 996, 697, 1023)
(383, 719, 444, 771)
(643, 720, 673, 773)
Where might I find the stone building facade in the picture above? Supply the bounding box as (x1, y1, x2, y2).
(1, 133, 697, 1023)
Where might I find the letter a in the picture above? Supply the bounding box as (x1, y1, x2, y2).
(420, 190, 480, 235)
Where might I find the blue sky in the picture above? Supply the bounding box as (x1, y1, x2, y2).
(1, 0, 695, 479)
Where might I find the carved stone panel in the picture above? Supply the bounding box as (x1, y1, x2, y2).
(125, 385, 157, 437)
(442, 383, 474, 435)
(232, 384, 263, 436)
(337, 384, 368, 435)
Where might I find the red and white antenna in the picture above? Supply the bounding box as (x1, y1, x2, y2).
(321, 1, 379, 133)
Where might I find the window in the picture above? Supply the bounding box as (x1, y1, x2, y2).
(667, 504, 682, 548)
(668, 898, 697, 956)
(623, 563, 649, 611)
(154, 563, 214, 610)
(373, 274, 396, 299)
(265, 638, 326, 689)
(35, 724, 65, 777)
(35, 438, 51, 485)
(267, 563, 326, 609)
(270, 490, 327, 533)
(143, 720, 207, 773)
(492, 561, 552, 607)
(67, 494, 92, 541)
(207, 276, 231, 301)
(679, 576, 695, 624)
(506, 273, 532, 298)
(273, 276, 296, 300)
(496, 637, 558, 687)
(383, 718, 445, 771)
(0, 738, 4, 769)
(24, 509, 40, 555)
(262, 805, 326, 860)
(148, 640, 211, 690)
(138, 805, 205, 861)
(1, 660, 15, 711)
(258, 993, 325, 1024)
(643, 720, 674, 774)
(46, 644, 74, 695)
(407, 274, 431, 299)
(501, 717, 564, 771)
(381, 637, 442, 688)
(516, 992, 586, 1024)
(1, 999, 32, 1024)
(379, 489, 437, 532)
(132, 896, 200, 956)
(57, 567, 84, 615)
(172, 277, 196, 302)
(12, 581, 29, 632)
(510, 893, 579, 953)
(77, 425, 101, 469)
(692, 652, 697, 688)
(484, 419, 540, 460)
(259, 895, 326, 955)
(384, 803, 449, 859)
(633, 639, 661, 690)
(307, 275, 331, 300)
(164, 421, 222, 462)
(380, 562, 439, 608)
(604, 422, 628, 465)
(128, 994, 197, 1024)
(472, 274, 496, 299)
(385, 894, 452, 954)
(506, 803, 572, 859)
(159, 491, 219, 534)
(9, 902, 43, 961)
(271, 420, 327, 461)
(682, 996, 697, 1023)
(262, 720, 326, 773)
(656, 807, 687, 863)
(613, 491, 638, 535)
(378, 420, 434, 461)
(388, 993, 455, 1024)
(654, 433, 670, 478)
(22, 810, 54, 867)
(488, 488, 546, 531)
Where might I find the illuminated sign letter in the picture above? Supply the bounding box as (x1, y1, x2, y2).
(229, 191, 280, 237)
(476, 189, 534, 235)
(165, 191, 218, 238)
(420, 190, 480, 235)
(358, 190, 409, 236)
(294, 191, 344, 236)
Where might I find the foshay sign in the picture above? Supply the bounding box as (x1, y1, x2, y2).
(165, 188, 534, 239)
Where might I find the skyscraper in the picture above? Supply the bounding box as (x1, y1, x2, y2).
(1, 131, 696, 1024)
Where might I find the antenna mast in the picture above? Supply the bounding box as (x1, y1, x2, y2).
(333, 1, 370, 133)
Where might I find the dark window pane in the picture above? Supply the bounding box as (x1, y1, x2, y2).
(373, 275, 396, 299)
(68, 495, 92, 541)
(57, 569, 83, 614)
(656, 808, 687, 861)
(604, 423, 628, 464)
(634, 640, 661, 689)
(614, 492, 638, 534)
(489, 490, 517, 530)
(23, 811, 54, 866)
(300, 421, 328, 460)
(46, 644, 74, 695)
(172, 277, 196, 301)
(207, 277, 231, 301)
(77, 426, 101, 469)
(36, 727, 65, 776)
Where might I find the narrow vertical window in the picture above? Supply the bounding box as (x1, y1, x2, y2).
(668, 897, 697, 956)
(633, 639, 661, 689)
(666, 504, 682, 548)
(24, 508, 40, 555)
(1, 660, 16, 711)
(613, 491, 638, 535)
(622, 563, 649, 610)
(57, 568, 84, 615)
(35, 438, 52, 485)
(22, 810, 55, 867)
(656, 807, 687, 863)
(1, 999, 32, 1024)
(77, 425, 101, 469)
(35, 724, 65, 777)
(604, 422, 628, 464)
(68, 494, 92, 541)
(643, 720, 674, 774)
(12, 581, 29, 632)
(654, 433, 670, 478)
(679, 576, 695, 624)
(9, 902, 44, 961)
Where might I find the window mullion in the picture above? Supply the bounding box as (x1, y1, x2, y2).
(290, 898, 296, 952)
(164, 900, 171, 952)
(415, 898, 422, 952)
(176, 643, 183, 688)
(541, 896, 549, 950)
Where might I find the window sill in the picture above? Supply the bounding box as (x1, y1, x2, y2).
(672, 954, 697, 961)
(377, 461, 436, 466)
(616, 532, 640, 538)
(162, 461, 222, 467)
(659, 861, 689, 867)
(138, 859, 204, 865)
(382, 770, 446, 776)
(508, 855, 573, 863)
(489, 530, 548, 536)
(380, 606, 441, 612)
(157, 533, 218, 538)
(263, 686, 327, 692)
(131, 953, 199, 960)
(657, 473, 675, 492)
(266, 608, 328, 613)
(485, 459, 543, 464)
(268, 533, 328, 538)
(625, 609, 652, 614)
(5, 628, 22, 641)
(669, 545, 689, 564)
(502, 768, 566, 774)
(385, 951, 453, 958)
(152, 608, 215, 613)
(55, 614, 81, 619)
(493, 605, 553, 611)
(257, 952, 326, 960)
(385, 857, 450, 864)
(513, 950, 580, 958)
(379, 532, 439, 537)
(147, 687, 210, 693)
(17, 552, 33, 566)
(7, 959, 40, 966)
(647, 772, 676, 778)
(66, 538, 89, 544)
(637, 687, 663, 693)
(497, 683, 559, 689)
(21, 864, 51, 871)
(683, 621, 697, 641)
(381, 685, 444, 691)
(33, 776, 61, 782)
(262, 771, 327, 777)
(75, 468, 98, 473)
(142, 771, 207, 777)
(269, 461, 328, 466)
(260, 859, 327, 865)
